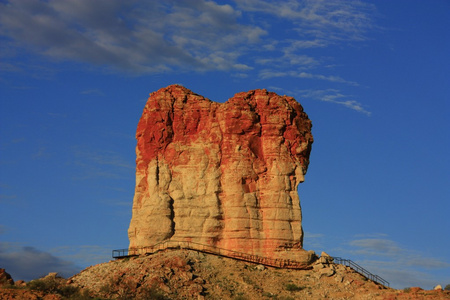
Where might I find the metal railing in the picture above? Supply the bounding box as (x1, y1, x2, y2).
(332, 257, 389, 287)
(112, 248, 131, 258)
(113, 240, 311, 270)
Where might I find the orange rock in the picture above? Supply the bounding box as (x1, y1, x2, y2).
(128, 85, 314, 263)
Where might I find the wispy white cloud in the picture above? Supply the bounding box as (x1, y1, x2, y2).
(73, 148, 133, 170)
(287, 39, 329, 49)
(0, 0, 374, 74)
(353, 232, 389, 238)
(260, 70, 359, 86)
(303, 232, 324, 249)
(52, 244, 113, 268)
(80, 89, 105, 97)
(102, 199, 132, 207)
(364, 266, 441, 290)
(304, 232, 324, 239)
(0, 0, 376, 113)
(235, 0, 375, 41)
(350, 238, 402, 256)
(71, 147, 134, 181)
(268, 87, 370, 115)
(350, 238, 450, 270)
(256, 53, 319, 70)
(32, 145, 48, 159)
(0, 194, 18, 204)
(299, 88, 371, 115)
(0, 0, 265, 73)
(346, 237, 450, 289)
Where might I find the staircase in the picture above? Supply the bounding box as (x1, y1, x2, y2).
(332, 257, 389, 287)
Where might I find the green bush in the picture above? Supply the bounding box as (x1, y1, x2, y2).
(444, 284, 450, 291)
(57, 284, 80, 298)
(26, 276, 97, 299)
(27, 278, 60, 294)
(285, 283, 303, 292)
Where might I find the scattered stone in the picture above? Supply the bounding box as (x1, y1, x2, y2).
(318, 252, 334, 264)
(313, 263, 325, 270)
(318, 265, 336, 278)
(15, 280, 26, 287)
(335, 274, 344, 283)
(43, 272, 59, 280)
(408, 287, 423, 293)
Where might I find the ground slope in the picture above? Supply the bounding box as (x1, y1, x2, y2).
(69, 249, 449, 299)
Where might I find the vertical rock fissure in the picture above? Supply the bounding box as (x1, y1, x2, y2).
(167, 195, 175, 240)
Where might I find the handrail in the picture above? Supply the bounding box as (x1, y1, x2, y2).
(112, 240, 311, 270)
(332, 257, 389, 287)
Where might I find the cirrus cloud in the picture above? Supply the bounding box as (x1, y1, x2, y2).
(0, 0, 265, 73)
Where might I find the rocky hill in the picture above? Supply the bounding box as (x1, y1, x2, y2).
(2, 253, 449, 299)
(70, 249, 448, 299)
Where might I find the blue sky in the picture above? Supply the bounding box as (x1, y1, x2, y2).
(0, 0, 449, 289)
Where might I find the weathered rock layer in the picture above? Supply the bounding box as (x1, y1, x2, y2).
(128, 85, 314, 262)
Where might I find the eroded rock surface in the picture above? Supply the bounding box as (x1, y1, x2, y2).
(128, 85, 313, 262)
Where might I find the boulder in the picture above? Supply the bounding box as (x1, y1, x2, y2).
(318, 252, 334, 264)
(0, 268, 14, 286)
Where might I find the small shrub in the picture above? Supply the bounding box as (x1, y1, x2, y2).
(99, 277, 137, 300)
(57, 284, 80, 298)
(285, 283, 303, 292)
(26, 276, 91, 299)
(403, 287, 411, 293)
(445, 284, 450, 291)
(0, 283, 22, 289)
(242, 276, 253, 285)
(139, 285, 169, 300)
(27, 278, 60, 294)
(68, 289, 99, 300)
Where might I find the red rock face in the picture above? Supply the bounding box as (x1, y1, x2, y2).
(128, 85, 313, 262)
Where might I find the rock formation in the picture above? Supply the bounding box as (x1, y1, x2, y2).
(0, 269, 14, 286)
(128, 85, 314, 263)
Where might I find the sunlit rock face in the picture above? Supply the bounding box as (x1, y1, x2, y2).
(128, 85, 313, 262)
